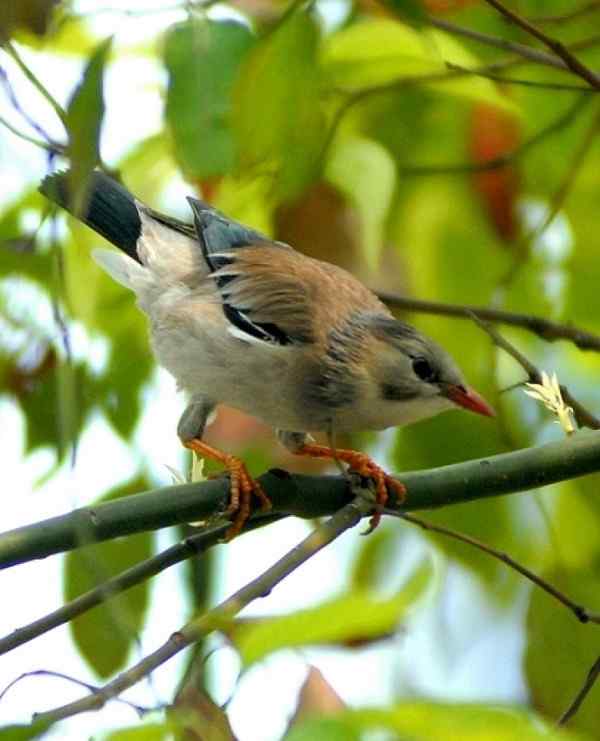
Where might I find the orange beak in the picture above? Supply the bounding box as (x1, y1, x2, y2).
(445, 385, 496, 417)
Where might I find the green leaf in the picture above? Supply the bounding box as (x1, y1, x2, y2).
(285, 717, 360, 741)
(0, 189, 50, 285)
(325, 135, 395, 269)
(322, 19, 517, 111)
(117, 134, 174, 204)
(424, 28, 521, 111)
(164, 19, 255, 181)
(61, 223, 153, 440)
(525, 563, 600, 738)
(96, 334, 153, 439)
(234, 560, 432, 667)
(350, 526, 398, 591)
(0, 720, 52, 741)
(381, 0, 427, 24)
(287, 703, 591, 741)
(20, 357, 89, 458)
(102, 724, 169, 741)
(64, 476, 154, 678)
(323, 18, 432, 87)
(65, 37, 112, 215)
(234, 12, 324, 201)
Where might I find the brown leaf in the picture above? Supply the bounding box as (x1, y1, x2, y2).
(172, 681, 237, 741)
(469, 103, 522, 243)
(5, 343, 56, 397)
(275, 182, 361, 273)
(288, 666, 346, 730)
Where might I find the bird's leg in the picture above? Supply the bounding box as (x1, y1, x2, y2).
(279, 432, 406, 533)
(178, 401, 271, 540)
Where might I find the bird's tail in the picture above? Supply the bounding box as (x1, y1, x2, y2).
(39, 170, 142, 263)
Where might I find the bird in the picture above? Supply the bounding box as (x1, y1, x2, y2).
(40, 170, 494, 538)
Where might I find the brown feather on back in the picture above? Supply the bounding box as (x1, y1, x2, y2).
(214, 244, 389, 346)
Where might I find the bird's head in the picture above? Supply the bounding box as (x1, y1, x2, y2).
(362, 315, 494, 425)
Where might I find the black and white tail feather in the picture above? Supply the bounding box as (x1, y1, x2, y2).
(40, 170, 292, 344)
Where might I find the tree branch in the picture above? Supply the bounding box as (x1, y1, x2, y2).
(33, 496, 373, 724)
(3, 432, 600, 570)
(445, 65, 597, 93)
(0, 515, 281, 657)
(428, 16, 572, 72)
(0, 670, 148, 716)
(481, 0, 600, 90)
(376, 292, 600, 352)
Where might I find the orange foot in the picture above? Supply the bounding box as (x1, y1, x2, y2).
(294, 444, 406, 533)
(183, 439, 271, 539)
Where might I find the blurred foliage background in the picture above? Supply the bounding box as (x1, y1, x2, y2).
(1, 0, 600, 738)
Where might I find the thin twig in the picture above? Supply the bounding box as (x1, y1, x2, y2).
(0, 517, 281, 657)
(3, 43, 67, 125)
(325, 70, 588, 177)
(376, 292, 600, 352)
(531, 1, 600, 25)
(33, 496, 372, 724)
(0, 65, 56, 145)
(470, 315, 600, 430)
(481, 0, 600, 89)
(446, 63, 596, 93)
(0, 670, 149, 716)
(428, 16, 572, 72)
(397, 512, 600, 625)
(0, 114, 64, 153)
(558, 654, 600, 725)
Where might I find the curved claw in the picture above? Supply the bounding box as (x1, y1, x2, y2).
(222, 454, 271, 540)
(292, 444, 406, 534)
(183, 439, 272, 540)
(347, 453, 406, 534)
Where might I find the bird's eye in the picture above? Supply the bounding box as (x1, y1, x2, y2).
(412, 357, 437, 382)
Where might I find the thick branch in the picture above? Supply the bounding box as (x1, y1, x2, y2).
(3, 431, 600, 570)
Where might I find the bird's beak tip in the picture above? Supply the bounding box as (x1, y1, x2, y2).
(446, 385, 496, 418)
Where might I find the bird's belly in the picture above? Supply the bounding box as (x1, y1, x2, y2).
(150, 311, 317, 431)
